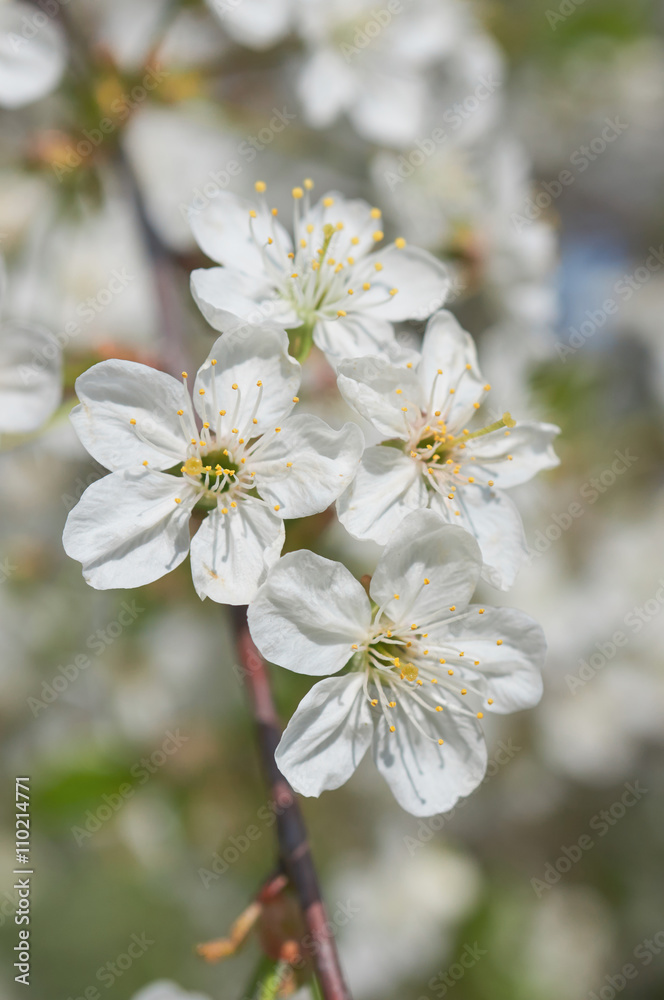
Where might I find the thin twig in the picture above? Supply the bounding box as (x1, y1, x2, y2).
(231, 606, 352, 1000)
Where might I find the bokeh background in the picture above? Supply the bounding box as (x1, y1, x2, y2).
(1, 0, 663, 997)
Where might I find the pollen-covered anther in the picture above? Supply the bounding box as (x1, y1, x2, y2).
(255, 180, 266, 193)
(351, 644, 358, 650)
(460, 689, 467, 695)
(410, 623, 417, 631)
(389, 725, 396, 733)
(292, 187, 303, 199)
(373, 230, 384, 241)
(478, 609, 485, 614)
(337, 309, 347, 317)
(129, 418, 136, 425)
(487, 698, 494, 705)
(435, 706, 443, 712)
(292, 396, 299, 402)
(374, 262, 383, 271)
(401, 663, 419, 682)
(142, 460, 148, 466)
(371, 698, 378, 706)
(174, 497, 182, 504)
(183, 457, 203, 476)
(273, 504, 280, 511)
(395, 237, 406, 248)
(477, 712, 484, 719)
(496, 639, 503, 646)
(389, 288, 398, 296)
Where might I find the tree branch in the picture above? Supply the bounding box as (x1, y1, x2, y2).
(230, 606, 352, 1000)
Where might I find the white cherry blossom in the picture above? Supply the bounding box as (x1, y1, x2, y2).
(189, 180, 449, 366)
(63, 323, 363, 602)
(248, 509, 546, 816)
(336, 309, 560, 589)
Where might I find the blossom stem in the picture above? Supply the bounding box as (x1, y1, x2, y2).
(230, 606, 353, 1000)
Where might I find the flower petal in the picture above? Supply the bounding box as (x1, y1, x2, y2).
(463, 421, 560, 488)
(189, 190, 292, 278)
(301, 190, 380, 260)
(370, 510, 482, 627)
(253, 414, 364, 518)
(336, 445, 427, 544)
(206, 0, 292, 49)
(430, 485, 528, 591)
(275, 674, 374, 796)
(70, 360, 189, 471)
(314, 313, 403, 366)
(419, 311, 485, 427)
(297, 48, 356, 129)
(190, 267, 298, 334)
(0, 321, 61, 432)
(193, 324, 300, 436)
(63, 469, 197, 589)
(336, 355, 423, 438)
(0, 2, 66, 109)
(189, 496, 284, 605)
(247, 550, 372, 676)
(373, 691, 487, 816)
(442, 606, 545, 713)
(356, 246, 449, 322)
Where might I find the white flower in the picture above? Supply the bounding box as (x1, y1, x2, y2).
(295, 0, 480, 147)
(0, 263, 61, 434)
(0, 1, 66, 109)
(63, 323, 363, 602)
(189, 180, 449, 366)
(248, 509, 545, 816)
(336, 310, 560, 589)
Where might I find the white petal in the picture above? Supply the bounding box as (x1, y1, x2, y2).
(314, 313, 403, 366)
(336, 445, 427, 544)
(207, 0, 292, 49)
(190, 267, 298, 334)
(373, 691, 487, 817)
(356, 246, 449, 322)
(420, 311, 485, 428)
(431, 485, 528, 591)
(189, 190, 292, 278)
(336, 355, 423, 438)
(0, 321, 61, 432)
(189, 496, 284, 605)
(370, 510, 481, 626)
(0, 2, 66, 109)
(464, 421, 560, 488)
(63, 469, 197, 590)
(349, 72, 428, 147)
(254, 414, 363, 518)
(193, 324, 300, 436)
(298, 47, 356, 128)
(247, 550, 371, 676)
(275, 674, 373, 796)
(70, 359, 188, 471)
(442, 606, 545, 713)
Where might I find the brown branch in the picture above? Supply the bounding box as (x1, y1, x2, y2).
(230, 606, 352, 1000)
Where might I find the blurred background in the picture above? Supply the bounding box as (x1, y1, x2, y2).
(1, 0, 663, 997)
